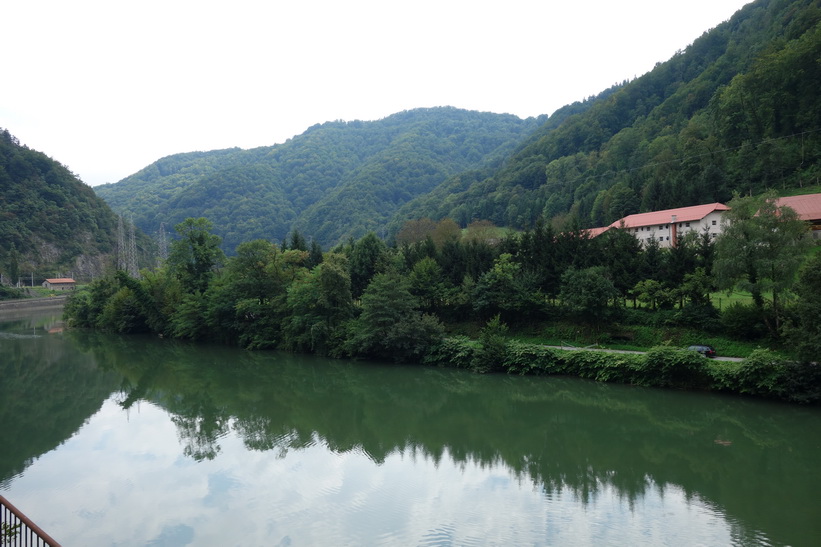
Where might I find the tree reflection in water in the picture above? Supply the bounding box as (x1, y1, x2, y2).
(6, 325, 819, 546)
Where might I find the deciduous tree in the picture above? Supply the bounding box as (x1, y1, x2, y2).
(714, 193, 811, 334)
(783, 252, 821, 362)
(168, 218, 225, 294)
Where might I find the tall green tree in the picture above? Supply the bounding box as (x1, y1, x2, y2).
(347, 272, 444, 362)
(408, 256, 451, 315)
(5, 243, 20, 286)
(167, 218, 225, 294)
(559, 266, 620, 327)
(472, 253, 539, 321)
(599, 227, 643, 299)
(349, 232, 388, 298)
(714, 193, 811, 334)
(284, 253, 353, 354)
(225, 239, 280, 304)
(783, 252, 821, 363)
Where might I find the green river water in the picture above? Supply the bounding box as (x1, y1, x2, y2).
(1, 306, 820, 546)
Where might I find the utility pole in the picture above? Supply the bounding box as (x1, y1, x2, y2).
(127, 215, 139, 278)
(157, 222, 168, 266)
(117, 215, 126, 271)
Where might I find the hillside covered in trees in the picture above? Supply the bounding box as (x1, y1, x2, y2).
(0, 129, 122, 282)
(94, 0, 821, 251)
(95, 108, 543, 250)
(394, 0, 821, 231)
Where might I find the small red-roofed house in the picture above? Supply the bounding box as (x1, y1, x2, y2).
(42, 278, 76, 290)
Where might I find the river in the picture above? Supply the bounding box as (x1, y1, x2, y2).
(1, 306, 820, 546)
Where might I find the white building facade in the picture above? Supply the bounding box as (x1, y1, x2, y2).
(595, 203, 731, 248)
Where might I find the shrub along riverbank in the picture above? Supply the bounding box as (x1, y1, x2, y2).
(424, 333, 821, 404)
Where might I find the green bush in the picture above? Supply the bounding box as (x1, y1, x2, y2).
(705, 360, 741, 392)
(504, 341, 565, 376)
(424, 336, 476, 369)
(732, 349, 789, 398)
(563, 351, 641, 383)
(99, 287, 150, 334)
(675, 303, 721, 331)
(724, 349, 821, 403)
(471, 315, 509, 373)
(0, 284, 26, 300)
(721, 302, 768, 340)
(620, 308, 679, 328)
(639, 346, 711, 389)
(780, 361, 821, 404)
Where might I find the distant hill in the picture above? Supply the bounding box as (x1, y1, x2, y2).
(394, 0, 821, 231)
(94, 0, 821, 249)
(0, 129, 123, 281)
(95, 107, 543, 250)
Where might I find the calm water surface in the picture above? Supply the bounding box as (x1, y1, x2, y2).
(1, 307, 820, 546)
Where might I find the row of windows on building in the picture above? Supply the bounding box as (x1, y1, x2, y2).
(644, 232, 718, 243)
(633, 220, 717, 234)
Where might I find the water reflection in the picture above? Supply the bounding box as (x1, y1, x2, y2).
(2, 312, 821, 545)
(0, 309, 120, 487)
(75, 331, 821, 545)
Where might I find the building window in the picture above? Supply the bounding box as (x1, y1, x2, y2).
(685, 222, 691, 227)
(659, 236, 663, 241)
(712, 220, 717, 226)
(646, 237, 651, 243)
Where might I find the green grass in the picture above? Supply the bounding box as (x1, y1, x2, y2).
(711, 290, 755, 310)
(503, 321, 774, 358)
(778, 184, 821, 198)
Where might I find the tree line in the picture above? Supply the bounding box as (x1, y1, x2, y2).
(64, 192, 819, 373)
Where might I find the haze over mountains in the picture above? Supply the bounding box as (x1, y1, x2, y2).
(2, 0, 820, 273)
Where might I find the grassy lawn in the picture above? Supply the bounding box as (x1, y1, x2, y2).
(497, 321, 776, 359)
(711, 290, 754, 310)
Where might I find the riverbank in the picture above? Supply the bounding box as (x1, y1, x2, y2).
(0, 295, 68, 312)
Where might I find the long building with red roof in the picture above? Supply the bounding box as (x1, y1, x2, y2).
(603, 202, 730, 248)
(587, 193, 821, 247)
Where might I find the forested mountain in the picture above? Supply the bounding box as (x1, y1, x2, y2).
(95, 0, 820, 249)
(395, 0, 821, 231)
(95, 108, 543, 250)
(0, 129, 122, 280)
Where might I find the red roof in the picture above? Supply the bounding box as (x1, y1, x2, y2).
(45, 278, 76, 283)
(585, 226, 612, 238)
(776, 193, 821, 222)
(612, 203, 730, 229)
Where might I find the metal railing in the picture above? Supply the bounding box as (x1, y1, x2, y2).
(0, 496, 61, 547)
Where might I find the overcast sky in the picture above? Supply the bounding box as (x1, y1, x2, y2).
(2, 0, 750, 187)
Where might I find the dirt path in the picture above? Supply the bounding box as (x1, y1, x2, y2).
(545, 343, 744, 362)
